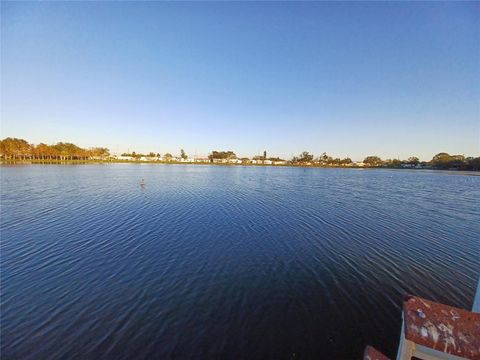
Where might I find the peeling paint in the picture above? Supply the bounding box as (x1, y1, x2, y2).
(402, 295, 480, 359)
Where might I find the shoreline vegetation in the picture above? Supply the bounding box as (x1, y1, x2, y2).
(1, 137, 479, 171)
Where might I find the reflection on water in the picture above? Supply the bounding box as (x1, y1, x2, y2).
(1, 165, 479, 359)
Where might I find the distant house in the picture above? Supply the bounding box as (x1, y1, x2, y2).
(194, 157, 210, 163)
(354, 162, 365, 167)
(252, 155, 265, 164)
(117, 155, 134, 161)
(264, 160, 272, 165)
(273, 160, 287, 165)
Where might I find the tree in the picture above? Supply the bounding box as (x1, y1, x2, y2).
(297, 151, 313, 163)
(431, 153, 451, 166)
(316, 153, 333, 166)
(431, 153, 465, 169)
(332, 158, 341, 166)
(407, 157, 419, 166)
(0, 137, 31, 159)
(363, 156, 383, 167)
(465, 157, 480, 171)
(180, 149, 187, 160)
(164, 153, 173, 161)
(390, 159, 402, 168)
(90, 147, 110, 159)
(52, 142, 84, 160)
(208, 151, 237, 161)
(32, 143, 51, 160)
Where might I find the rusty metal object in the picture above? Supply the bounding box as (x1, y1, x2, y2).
(363, 345, 391, 360)
(403, 294, 480, 359)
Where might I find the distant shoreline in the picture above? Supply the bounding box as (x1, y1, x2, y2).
(1, 159, 479, 174)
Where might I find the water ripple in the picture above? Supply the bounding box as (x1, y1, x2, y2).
(1, 165, 479, 359)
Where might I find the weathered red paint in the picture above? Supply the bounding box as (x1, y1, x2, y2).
(403, 294, 480, 359)
(363, 345, 391, 360)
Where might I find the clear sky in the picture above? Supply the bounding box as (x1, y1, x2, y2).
(1, 2, 479, 161)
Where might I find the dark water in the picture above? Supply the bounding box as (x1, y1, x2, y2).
(1, 165, 479, 359)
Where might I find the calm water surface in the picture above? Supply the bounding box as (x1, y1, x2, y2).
(1, 165, 479, 359)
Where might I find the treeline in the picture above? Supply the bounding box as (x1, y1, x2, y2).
(1, 137, 479, 170)
(289, 151, 480, 171)
(0, 137, 109, 160)
(360, 153, 480, 170)
(291, 151, 352, 166)
(121, 151, 161, 158)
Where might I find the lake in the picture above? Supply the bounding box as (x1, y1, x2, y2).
(1, 164, 479, 359)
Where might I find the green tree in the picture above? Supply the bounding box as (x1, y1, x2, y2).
(180, 149, 187, 160)
(407, 156, 419, 166)
(363, 156, 383, 167)
(297, 151, 313, 163)
(465, 157, 480, 171)
(208, 151, 237, 161)
(90, 147, 110, 159)
(431, 152, 452, 166)
(390, 159, 402, 168)
(431, 153, 465, 169)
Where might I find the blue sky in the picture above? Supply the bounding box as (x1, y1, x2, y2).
(1, 2, 479, 160)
